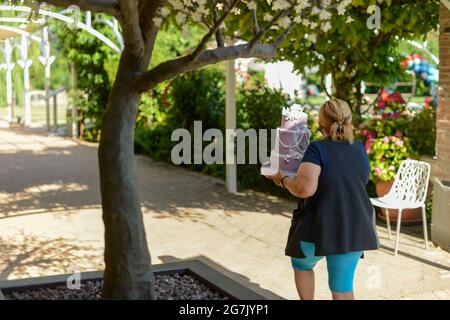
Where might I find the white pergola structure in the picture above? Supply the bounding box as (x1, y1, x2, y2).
(0, 5, 123, 128)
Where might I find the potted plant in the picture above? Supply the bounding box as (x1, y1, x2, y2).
(366, 135, 422, 225)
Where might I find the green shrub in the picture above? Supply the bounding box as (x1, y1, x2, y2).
(134, 68, 226, 177)
(404, 107, 436, 157)
(134, 125, 175, 162)
(169, 68, 225, 131)
(236, 83, 289, 192)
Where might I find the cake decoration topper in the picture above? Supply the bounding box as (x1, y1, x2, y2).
(282, 103, 307, 122)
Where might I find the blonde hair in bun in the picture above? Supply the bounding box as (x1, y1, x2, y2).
(318, 99, 354, 144)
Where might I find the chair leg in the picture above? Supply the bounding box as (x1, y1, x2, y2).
(385, 209, 392, 240)
(421, 206, 429, 250)
(394, 209, 403, 256)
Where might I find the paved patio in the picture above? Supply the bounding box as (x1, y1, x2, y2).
(0, 123, 449, 300)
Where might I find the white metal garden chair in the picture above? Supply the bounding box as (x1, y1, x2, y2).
(370, 159, 430, 256)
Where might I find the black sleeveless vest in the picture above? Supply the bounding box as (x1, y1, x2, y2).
(285, 140, 380, 258)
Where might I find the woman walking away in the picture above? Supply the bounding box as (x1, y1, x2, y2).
(267, 99, 379, 300)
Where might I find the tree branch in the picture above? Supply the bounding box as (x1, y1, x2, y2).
(117, 0, 144, 55)
(138, 0, 168, 45)
(133, 43, 277, 92)
(190, 0, 239, 61)
(252, 8, 260, 35)
(139, 0, 168, 59)
(249, 8, 289, 47)
(210, 0, 225, 47)
(272, 22, 295, 48)
(37, 0, 119, 16)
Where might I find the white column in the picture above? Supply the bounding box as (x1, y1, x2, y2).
(39, 26, 55, 132)
(17, 34, 32, 126)
(325, 74, 332, 101)
(2, 39, 15, 123)
(71, 63, 78, 138)
(225, 58, 237, 194)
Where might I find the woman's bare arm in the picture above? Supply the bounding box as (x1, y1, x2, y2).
(282, 163, 321, 198)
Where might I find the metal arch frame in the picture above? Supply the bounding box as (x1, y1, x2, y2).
(0, 5, 123, 126)
(0, 25, 43, 125)
(0, 5, 122, 53)
(93, 15, 124, 51)
(0, 25, 42, 43)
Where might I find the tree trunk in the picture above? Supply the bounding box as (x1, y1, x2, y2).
(98, 49, 155, 299)
(333, 75, 362, 118)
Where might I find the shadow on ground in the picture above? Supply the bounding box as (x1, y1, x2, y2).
(0, 129, 100, 219)
(0, 232, 102, 280)
(0, 127, 293, 224)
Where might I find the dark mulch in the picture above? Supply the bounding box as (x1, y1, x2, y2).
(3, 273, 230, 300)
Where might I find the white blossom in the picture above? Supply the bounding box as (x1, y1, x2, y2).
(278, 16, 291, 29)
(293, 16, 302, 23)
(272, 0, 291, 11)
(263, 13, 273, 21)
(164, 0, 355, 44)
(319, 10, 332, 21)
(231, 7, 241, 15)
(163, 8, 171, 18)
(175, 12, 187, 25)
(308, 33, 317, 43)
(247, 1, 257, 10)
(153, 17, 163, 27)
(321, 21, 332, 32)
(191, 11, 202, 22)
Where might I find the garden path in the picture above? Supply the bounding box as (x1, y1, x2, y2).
(0, 123, 449, 300)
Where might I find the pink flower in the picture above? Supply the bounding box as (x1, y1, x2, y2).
(389, 165, 395, 171)
(365, 138, 375, 154)
(395, 140, 404, 147)
(365, 131, 374, 139)
(383, 136, 390, 144)
(395, 131, 402, 137)
(388, 92, 406, 105)
(374, 167, 382, 175)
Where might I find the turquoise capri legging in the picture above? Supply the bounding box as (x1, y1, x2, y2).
(291, 241, 363, 293)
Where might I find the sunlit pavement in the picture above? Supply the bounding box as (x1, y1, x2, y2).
(0, 124, 449, 300)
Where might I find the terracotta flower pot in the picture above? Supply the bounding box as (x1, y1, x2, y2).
(375, 180, 423, 226)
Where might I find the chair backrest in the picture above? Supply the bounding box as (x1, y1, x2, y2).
(386, 159, 431, 204)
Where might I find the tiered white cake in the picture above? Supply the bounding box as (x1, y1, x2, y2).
(261, 104, 310, 177)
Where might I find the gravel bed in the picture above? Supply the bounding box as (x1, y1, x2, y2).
(3, 273, 230, 300)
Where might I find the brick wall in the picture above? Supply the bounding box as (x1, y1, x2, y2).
(437, 3, 450, 182)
